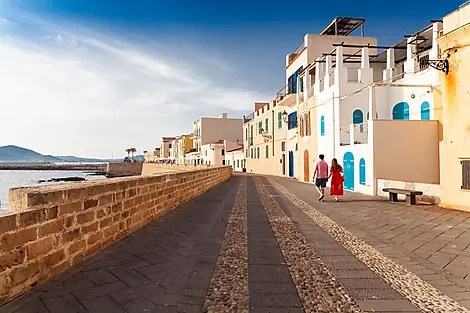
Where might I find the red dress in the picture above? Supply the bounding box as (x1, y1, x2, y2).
(330, 165, 344, 196)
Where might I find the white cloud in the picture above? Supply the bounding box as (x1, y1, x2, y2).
(0, 16, 270, 158)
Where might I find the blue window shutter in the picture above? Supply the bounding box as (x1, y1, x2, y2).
(421, 101, 430, 120)
(360, 158, 366, 185)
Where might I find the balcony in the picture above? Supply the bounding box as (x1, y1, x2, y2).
(287, 41, 306, 66)
(340, 123, 368, 146)
(244, 112, 254, 124)
(276, 84, 296, 107)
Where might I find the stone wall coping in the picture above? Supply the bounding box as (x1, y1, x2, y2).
(9, 166, 230, 195)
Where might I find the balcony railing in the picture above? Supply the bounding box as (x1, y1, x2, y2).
(288, 41, 306, 65)
(276, 84, 288, 99)
(243, 112, 255, 124)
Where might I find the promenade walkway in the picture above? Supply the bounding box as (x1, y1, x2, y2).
(2, 174, 470, 313)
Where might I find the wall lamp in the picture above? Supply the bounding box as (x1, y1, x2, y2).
(407, 35, 449, 75)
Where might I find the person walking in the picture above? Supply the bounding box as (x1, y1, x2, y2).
(329, 158, 344, 202)
(313, 154, 329, 202)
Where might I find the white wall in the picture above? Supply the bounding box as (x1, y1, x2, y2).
(201, 143, 225, 166)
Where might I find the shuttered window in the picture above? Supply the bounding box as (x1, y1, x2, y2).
(462, 160, 470, 190)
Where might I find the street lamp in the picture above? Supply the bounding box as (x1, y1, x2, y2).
(282, 111, 288, 123)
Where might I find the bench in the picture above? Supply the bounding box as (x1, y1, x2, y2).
(382, 188, 423, 205)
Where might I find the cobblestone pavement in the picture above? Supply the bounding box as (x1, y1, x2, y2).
(1, 174, 470, 313)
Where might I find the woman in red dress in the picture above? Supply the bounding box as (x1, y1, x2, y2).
(329, 158, 344, 202)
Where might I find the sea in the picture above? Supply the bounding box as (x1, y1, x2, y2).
(0, 170, 106, 215)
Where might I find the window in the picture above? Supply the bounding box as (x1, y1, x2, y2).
(237, 160, 240, 168)
(287, 66, 303, 94)
(392, 102, 410, 120)
(320, 116, 325, 136)
(281, 141, 286, 152)
(250, 148, 253, 158)
(278, 112, 282, 129)
(287, 112, 298, 130)
(257, 147, 260, 159)
(360, 158, 366, 185)
(258, 122, 263, 134)
(222, 149, 225, 156)
(245, 128, 248, 140)
(265, 119, 268, 133)
(421, 101, 430, 120)
(169, 144, 172, 148)
(265, 145, 269, 158)
(222, 160, 225, 165)
(250, 125, 254, 145)
(306, 111, 311, 136)
(462, 160, 470, 190)
(353, 109, 364, 132)
(353, 109, 363, 124)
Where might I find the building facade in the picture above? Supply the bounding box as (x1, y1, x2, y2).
(159, 137, 175, 160)
(190, 113, 243, 165)
(243, 17, 444, 205)
(436, 3, 470, 211)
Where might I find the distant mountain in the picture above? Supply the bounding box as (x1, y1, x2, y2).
(0, 145, 142, 163)
(0, 146, 61, 163)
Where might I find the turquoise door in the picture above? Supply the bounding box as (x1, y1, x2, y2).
(288, 151, 294, 177)
(343, 152, 355, 190)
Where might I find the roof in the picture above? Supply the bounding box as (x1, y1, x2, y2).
(320, 17, 365, 36)
(211, 140, 225, 144)
(162, 137, 176, 141)
(227, 146, 244, 152)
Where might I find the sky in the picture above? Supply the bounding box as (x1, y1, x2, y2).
(0, 0, 463, 158)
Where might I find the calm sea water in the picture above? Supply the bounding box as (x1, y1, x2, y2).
(0, 171, 106, 214)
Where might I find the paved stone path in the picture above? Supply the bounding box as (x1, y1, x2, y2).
(1, 174, 470, 313)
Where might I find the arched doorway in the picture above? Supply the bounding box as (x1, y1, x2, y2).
(392, 102, 410, 120)
(303, 150, 309, 182)
(343, 152, 355, 190)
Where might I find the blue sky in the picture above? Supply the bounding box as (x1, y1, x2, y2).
(0, 0, 463, 158)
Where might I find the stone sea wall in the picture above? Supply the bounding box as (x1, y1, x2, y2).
(0, 166, 232, 305)
(105, 162, 143, 177)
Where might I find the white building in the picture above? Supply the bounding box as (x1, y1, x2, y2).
(295, 20, 442, 200)
(190, 113, 243, 165)
(244, 17, 443, 202)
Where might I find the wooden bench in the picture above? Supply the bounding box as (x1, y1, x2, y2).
(383, 188, 423, 205)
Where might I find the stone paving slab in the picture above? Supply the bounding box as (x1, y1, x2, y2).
(261, 177, 419, 313)
(269, 175, 470, 311)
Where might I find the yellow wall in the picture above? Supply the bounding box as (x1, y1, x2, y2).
(437, 12, 470, 211)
